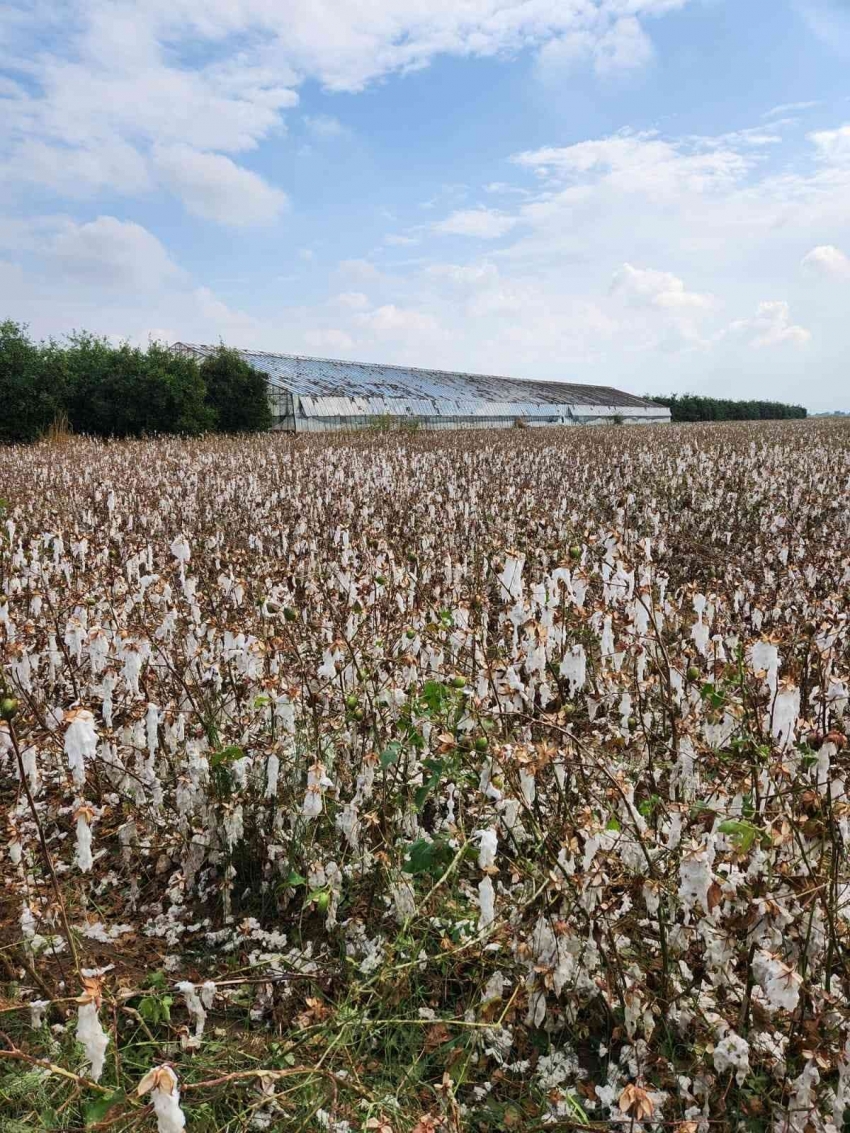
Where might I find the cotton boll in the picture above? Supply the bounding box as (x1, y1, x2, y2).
(20, 744, 39, 794)
(76, 999, 109, 1082)
(477, 827, 498, 870)
(498, 554, 525, 602)
(302, 785, 323, 817)
(478, 875, 495, 933)
(74, 806, 94, 873)
(169, 535, 191, 565)
(64, 708, 98, 788)
(753, 951, 802, 1013)
(265, 753, 280, 798)
(390, 878, 417, 923)
(678, 841, 716, 916)
(138, 1066, 187, 1133)
(770, 686, 800, 750)
(714, 1031, 750, 1084)
(30, 999, 49, 1028)
(176, 981, 207, 1046)
(303, 762, 333, 817)
(145, 703, 160, 758)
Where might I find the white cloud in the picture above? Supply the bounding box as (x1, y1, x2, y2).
(384, 234, 420, 246)
(809, 124, 850, 163)
(337, 258, 385, 281)
(762, 100, 820, 119)
(152, 145, 287, 226)
(50, 216, 180, 289)
(594, 17, 655, 74)
(5, 138, 151, 196)
(801, 244, 850, 279)
(511, 131, 751, 196)
(426, 262, 500, 288)
(355, 304, 441, 336)
(0, 0, 691, 215)
(537, 16, 654, 77)
(304, 114, 345, 136)
(728, 301, 811, 349)
(303, 328, 356, 352)
(434, 207, 517, 238)
(191, 287, 261, 340)
(794, 0, 850, 55)
(610, 263, 715, 310)
(335, 291, 371, 310)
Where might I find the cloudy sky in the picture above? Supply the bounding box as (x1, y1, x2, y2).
(1, 0, 849, 410)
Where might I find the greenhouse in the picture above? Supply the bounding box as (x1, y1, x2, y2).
(172, 343, 671, 431)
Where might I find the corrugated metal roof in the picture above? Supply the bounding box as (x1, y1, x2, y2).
(173, 343, 665, 415)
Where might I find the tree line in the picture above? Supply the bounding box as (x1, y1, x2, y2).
(650, 393, 807, 422)
(0, 320, 272, 443)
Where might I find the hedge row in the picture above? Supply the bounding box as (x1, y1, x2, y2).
(0, 321, 272, 443)
(651, 393, 807, 422)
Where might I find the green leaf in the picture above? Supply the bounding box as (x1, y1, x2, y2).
(403, 837, 453, 875)
(143, 969, 168, 991)
(422, 680, 449, 714)
(137, 993, 173, 1025)
(380, 741, 402, 769)
(700, 683, 726, 709)
(285, 871, 307, 887)
(606, 817, 621, 832)
(84, 1091, 125, 1125)
(718, 819, 765, 854)
(414, 759, 444, 810)
(210, 745, 245, 769)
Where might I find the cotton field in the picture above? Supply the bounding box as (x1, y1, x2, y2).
(2, 420, 849, 1132)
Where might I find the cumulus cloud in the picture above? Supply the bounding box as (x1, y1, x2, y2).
(434, 208, 517, 238)
(152, 146, 287, 226)
(728, 301, 811, 349)
(537, 16, 654, 78)
(511, 131, 751, 196)
(355, 304, 441, 336)
(50, 216, 180, 289)
(610, 263, 715, 310)
(801, 244, 850, 278)
(0, 0, 690, 215)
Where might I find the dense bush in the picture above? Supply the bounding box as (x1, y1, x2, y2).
(0, 320, 68, 443)
(199, 345, 272, 433)
(0, 322, 270, 441)
(651, 393, 807, 421)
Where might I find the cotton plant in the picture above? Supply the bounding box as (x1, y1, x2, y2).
(0, 421, 848, 1131)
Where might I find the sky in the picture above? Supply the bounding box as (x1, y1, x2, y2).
(1, 1, 849, 410)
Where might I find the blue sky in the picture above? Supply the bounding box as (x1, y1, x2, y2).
(1, 0, 849, 409)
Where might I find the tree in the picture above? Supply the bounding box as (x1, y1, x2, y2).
(46, 334, 214, 438)
(200, 346, 272, 433)
(649, 394, 806, 422)
(0, 321, 67, 443)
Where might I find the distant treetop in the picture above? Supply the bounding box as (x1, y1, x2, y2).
(649, 394, 806, 422)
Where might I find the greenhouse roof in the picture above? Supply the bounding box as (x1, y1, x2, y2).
(173, 344, 663, 412)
